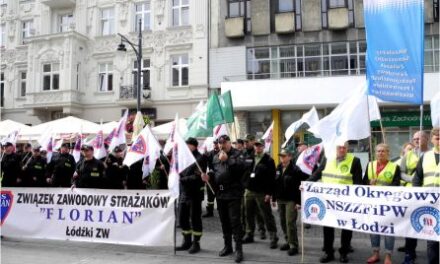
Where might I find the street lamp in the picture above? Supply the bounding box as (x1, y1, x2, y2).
(117, 19, 144, 112)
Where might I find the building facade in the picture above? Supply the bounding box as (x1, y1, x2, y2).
(210, 0, 440, 158)
(0, 0, 208, 125)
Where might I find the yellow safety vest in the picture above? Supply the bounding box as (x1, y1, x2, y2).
(322, 153, 354, 185)
(422, 150, 440, 187)
(399, 150, 419, 187)
(367, 161, 397, 186)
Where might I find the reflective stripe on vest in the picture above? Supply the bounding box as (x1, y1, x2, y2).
(322, 153, 354, 185)
(422, 150, 440, 187)
(367, 161, 397, 186)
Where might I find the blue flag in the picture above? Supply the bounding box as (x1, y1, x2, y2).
(364, 0, 424, 105)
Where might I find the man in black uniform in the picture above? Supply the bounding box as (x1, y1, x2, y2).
(105, 146, 128, 189)
(204, 135, 246, 263)
(46, 143, 76, 187)
(242, 139, 278, 249)
(242, 134, 267, 240)
(22, 146, 47, 187)
(203, 139, 219, 217)
(73, 144, 106, 188)
(176, 138, 207, 254)
(1, 142, 21, 187)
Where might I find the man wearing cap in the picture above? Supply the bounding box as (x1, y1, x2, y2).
(176, 137, 207, 254)
(73, 144, 106, 188)
(203, 138, 220, 217)
(205, 135, 246, 263)
(1, 142, 21, 187)
(242, 134, 267, 240)
(308, 143, 363, 263)
(236, 139, 244, 152)
(22, 146, 47, 187)
(242, 139, 278, 249)
(273, 148, 303, 256)
(105, 146, 128, 189)
(47, 143, 76, 187)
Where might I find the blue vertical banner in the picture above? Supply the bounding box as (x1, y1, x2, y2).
(364, 0, 424, 104)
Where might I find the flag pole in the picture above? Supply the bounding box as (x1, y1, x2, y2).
(194, 160, 215, 194)
(366, 95, 377, 181)
(419, 104, 424, 141)
(301, 217, 304, 263)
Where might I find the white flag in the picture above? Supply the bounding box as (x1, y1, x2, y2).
(1, 130, 19, 147)
(283, 107, 319, 147)
(93, 130, 107, 160)
(262, 121, 274, 153)
(38, 129, 54, 163)
(168, 130, 196, 198)
(368, 95, 381, 122)
(213, 123, 228, 139)
(198, 137, 214, 154)
(163, 114, 178, 155)
(123, 125, 161, 170)
(308, 85, 372, 159)
(108, 109, 128, 152)
(431, 91, 440, 127)
(72, 134, 82, 163)
(296, 144, 323, 175)
(132, 111, 145, 139)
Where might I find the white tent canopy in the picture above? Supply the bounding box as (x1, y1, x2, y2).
(151, 118, 187, 140)
(0, 119, 32, 137)
(101, 121, 118, 134)
(20, 116, 101, 139)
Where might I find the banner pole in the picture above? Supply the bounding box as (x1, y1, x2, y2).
(174, 199, 177, 256)
(366, 95, 377, 181)
(301, 217, 304, 263)
(419, 104, 424, 138)
(194, 161, 215, 194)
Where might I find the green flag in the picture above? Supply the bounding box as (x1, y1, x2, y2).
(185, 103, 212, 138)
(219, 91, 234, 123)
(206, 93, 225, 128)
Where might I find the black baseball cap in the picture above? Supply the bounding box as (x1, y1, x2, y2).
(185, 137, 198, 147)
(3, 142, 13, 147)
(114, 146, 123, 153)
(254, 139, 265, 146)
(81, 144, 94, 151)
(245, 134, 255, 141)
(61, 143, 70, 149)
(32, 145, 41, 151)
(237, 139, 244, 144)
(279, 148, 291, 156)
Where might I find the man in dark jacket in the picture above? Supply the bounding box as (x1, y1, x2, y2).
(176, 137, 207, 254)
(242, 139, 278, 249)
(205, 135, 246, 263)
(105, 146, 128, 189)
(73, 144, 106, 188)
(22, 146, 47, 187)
(47, 143, 76, 187)
(273, 148, 303, 256)
(1, 142, 21, 187)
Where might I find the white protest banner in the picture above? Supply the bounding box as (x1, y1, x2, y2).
(1, 188, 176, 246)
(301, 182, 440, 241)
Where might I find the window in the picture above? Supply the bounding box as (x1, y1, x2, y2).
(435, 0, 439, 22)
(0, 24, 5, 48)
(172, 0, 189, 26)
(0, 0, 6, 5)
(133, 59, 150, 92)
(135, 1, 151, 31)
(278, 0, 294, 12)
(171, 54, 188, 87)
(227, 0, 251, 32)
(19, 71, 26, 97)
(42, 63, 60, 91)
(0, 72, 4, 107)
(321, 0, 353, 28)
(22, 20, 33, 43)
(101, 8, 114, 35)
(424, 35, 440, 72)
(59, 13, 74, 32)
(98, 63, 113, 91)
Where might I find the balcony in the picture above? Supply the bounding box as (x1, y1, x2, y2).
(275, 12, 296, 34)
(41, 0, 75, 8)
(118, 85, 151, 105)
(225, 17, 245, 38)
(24, 90, 83, 111)
(328, 8, 349, 30)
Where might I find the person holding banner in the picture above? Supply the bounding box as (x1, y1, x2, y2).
(73, 144, 106, 188)
(412, 127, 440, 264)
(205, 135, 246, 263)
(365, 143, 401, 264)
(46, 143, 76, 187)
(176, 138, 208, 254)
(308, 142, 363, 263)
(273, 148, 303, 256)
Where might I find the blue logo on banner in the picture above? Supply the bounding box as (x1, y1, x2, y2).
(1, 190, 13, 225)
(411, 206, 440, 236)
(364, 0, 424, 104)
(304, 197, 326, 221)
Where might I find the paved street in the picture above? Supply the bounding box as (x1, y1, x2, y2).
(1, 207, 429, 264)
